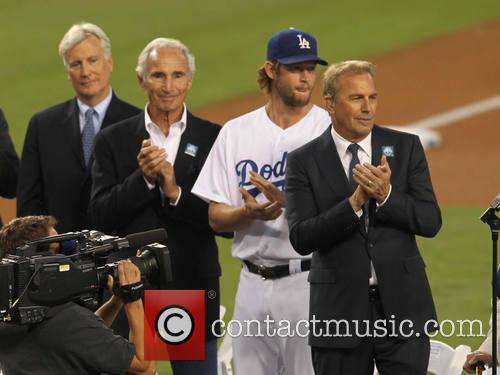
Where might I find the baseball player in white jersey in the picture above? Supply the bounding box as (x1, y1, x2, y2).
(192, 28, 330, 375)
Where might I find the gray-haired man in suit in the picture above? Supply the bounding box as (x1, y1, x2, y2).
(17, 22, 140, 232)
(286, 60, 441, 374)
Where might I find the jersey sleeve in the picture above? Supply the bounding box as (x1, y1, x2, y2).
(192, 124, 234, 206)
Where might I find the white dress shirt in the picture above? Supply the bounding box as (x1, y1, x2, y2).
(143, 104, 187, 206)
(77, 88, 113, 134)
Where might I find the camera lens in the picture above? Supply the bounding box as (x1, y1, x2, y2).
(131, 249, 158, 280)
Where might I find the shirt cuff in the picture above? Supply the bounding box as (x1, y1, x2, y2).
(143, 176, 156, 190)
(169, 186, 182, 207)
(376, 184, 392, 208)
(354, 208, 363, 218)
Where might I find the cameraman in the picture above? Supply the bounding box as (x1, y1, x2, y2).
(0, 215, 59, 254)
(0, 216, 155, 375)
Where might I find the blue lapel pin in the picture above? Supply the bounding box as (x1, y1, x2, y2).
(381, 145, 394, 157)
(184, 143, 199, 157)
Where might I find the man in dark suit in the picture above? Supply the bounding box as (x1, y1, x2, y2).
(89, 38, 221, 375)
(0, 109, 19, 226)
(285, 60, 442, 374)
(17, 22, 140, 233)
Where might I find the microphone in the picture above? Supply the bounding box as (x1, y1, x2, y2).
(18, 228, 168, 257)
(491, 194, 500, 210)
(480, 192, 500, 228)
(125, 229, 168, 249)
(89, 228, 168, 256)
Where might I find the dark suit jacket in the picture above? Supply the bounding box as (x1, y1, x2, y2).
(89, 110, 221, 339)
(0, 109, 20, 226)
(17, 93, 140, 233)
(286, 125, 442, 348)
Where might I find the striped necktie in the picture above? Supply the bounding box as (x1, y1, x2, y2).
(82, 108, 96, 166)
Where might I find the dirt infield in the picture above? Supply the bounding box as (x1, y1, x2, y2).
(2, 19, 499, 223)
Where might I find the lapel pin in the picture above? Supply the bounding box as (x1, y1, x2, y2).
(381, 145, 394, 157)
(184, 143, 199, 157)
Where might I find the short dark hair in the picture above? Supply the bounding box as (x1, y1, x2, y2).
(0, 216, 57, 258)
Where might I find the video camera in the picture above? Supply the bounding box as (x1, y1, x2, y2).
(0, 228, 171, 325)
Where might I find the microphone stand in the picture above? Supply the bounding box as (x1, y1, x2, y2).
(480, 202, 500, 375)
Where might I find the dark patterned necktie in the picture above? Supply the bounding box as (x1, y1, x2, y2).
(348, 143, 370, 231)
(82, 108, 96, 166)
(347, 143, 360, 190)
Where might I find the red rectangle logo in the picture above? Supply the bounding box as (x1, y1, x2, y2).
(144, 290, 205, 360)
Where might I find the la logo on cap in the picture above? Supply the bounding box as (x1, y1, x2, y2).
(297, 34, 311, 49)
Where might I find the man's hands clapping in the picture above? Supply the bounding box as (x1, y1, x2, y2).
(239, 171, 285, 222)
(137, 139, 180, 202)
(349, 155, 391, 212)
(137, 139, 166, 185)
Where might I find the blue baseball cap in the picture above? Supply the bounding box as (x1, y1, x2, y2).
(267, 28, 328, 66)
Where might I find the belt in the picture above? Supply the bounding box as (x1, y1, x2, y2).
(243, 260, 311, 280)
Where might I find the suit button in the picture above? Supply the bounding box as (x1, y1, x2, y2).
(368, 243, 374, 248)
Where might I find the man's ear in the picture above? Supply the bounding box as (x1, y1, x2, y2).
(107, 55, 114, 73)
(264, 61, 276, 81)
(323, 95, 335, 116)
(137, 73, 145, 89)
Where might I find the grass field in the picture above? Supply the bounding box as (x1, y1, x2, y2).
(2, 0, 500, 149)
(417, 206, 494, 349)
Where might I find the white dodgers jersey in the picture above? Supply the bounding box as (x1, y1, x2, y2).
(192, 105, 330, 264)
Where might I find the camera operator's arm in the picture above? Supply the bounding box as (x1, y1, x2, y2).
(95, 287, 123, 327)
(95, 252, 142, 327)
(103, 261, 155, 375)
(126, 300, 155, 375)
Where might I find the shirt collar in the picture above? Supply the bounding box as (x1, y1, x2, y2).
(331, 125, 372, 160)
(76, 88, 113, 120)
(144, 103, 187, 133)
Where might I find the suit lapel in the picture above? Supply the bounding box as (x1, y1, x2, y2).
(86, 93, 118, 174)
(371, 125, 383, 167)
(173, 111, 200, 185)
(85, 93, 129, 176)
(80, 92, 118, 179)
(101, 92, 122, 129)
(134, 113, 149, 141)
(313, 127, 366, 237)
(132, 114, 165, 211)
(64, 99, 87, 170)
(369, 125, 387, 239)
(313, 126, 352, 198)
(68, 93, 120, 174)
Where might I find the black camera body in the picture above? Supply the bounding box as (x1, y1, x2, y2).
(0, 229, 171, 325)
